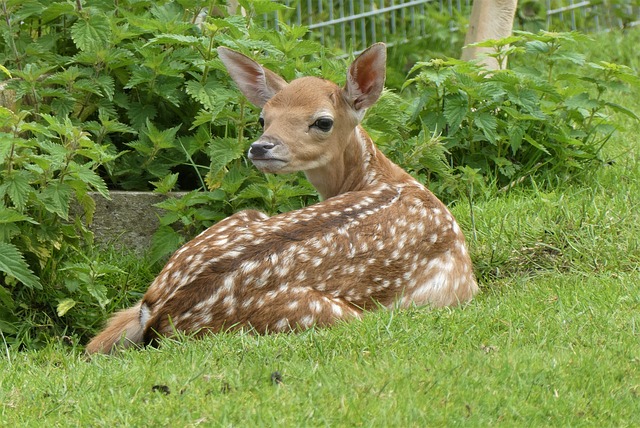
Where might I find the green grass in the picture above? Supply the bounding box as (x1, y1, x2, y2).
(2, 31, 640, 427)
(1, 272, 638, 426)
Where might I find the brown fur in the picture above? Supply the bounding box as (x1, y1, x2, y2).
(87, 44, 479, 355)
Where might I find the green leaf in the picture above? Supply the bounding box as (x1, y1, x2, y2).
(469, 35, 524, 48)
(145, 34, 203, 47)
(238, 0, 291, 14)
(143, 119, 181, 150)
(509, 124, 526, 155)
(151, 173, 179, 194)
(208, 138, 246, 172)
(39, 182, 73, 220)
(564, 93, 600, 111)
(50, 96, 76, 118)
(192, 109, 217, 128)
(68, 163, 110, 199)
(56, 298, 76, 317)
(443, 93, 468, 133)
(0, 283, 16, 311)
(524, 134, 551, 155)
(185, 81, 236, 116)
(41, 2, 76, 24)
(1, 171, 32, 211)
(220, 165, 249, 194)
(127, 103, 157, 130)
(126, 139, 153, 156)
(71, 14, 112, 52)
(552, 50, 585, 66)
(184, 191, 227, 207)
(0, 65, 11, 79)
(236, 183, 272, 201)
(146, 160, 173, 179)
(0, 207, 37, 225)
(37, 142, 68, 169)
(605, 102, 640, 121)
(150, 226, 184, 264)
(473, 112, 498, 144)
(125, 67, 155, 89)
(73, 189, 97, 225)
(0, 242, 42, 290)
(0, 314, 18, 334)
(95, 74, 115, 101)
(524, 40, 550, 54)
(86, 281, 110, 308)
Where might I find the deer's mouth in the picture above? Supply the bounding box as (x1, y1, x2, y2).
(250, 157, 288, 173)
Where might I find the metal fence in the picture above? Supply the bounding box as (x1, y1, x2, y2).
(546, 0, 640, 32)
(260, 0, 640, 54)
(261, 0, 471, 53)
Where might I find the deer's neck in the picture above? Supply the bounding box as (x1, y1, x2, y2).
(304, 126, 410, 200)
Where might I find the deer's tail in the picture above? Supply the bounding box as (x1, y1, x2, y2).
(86, 302, 144, 355)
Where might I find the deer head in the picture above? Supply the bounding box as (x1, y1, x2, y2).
(217, 44, 386, 177)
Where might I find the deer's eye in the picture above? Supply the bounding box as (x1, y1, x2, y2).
(311, 118, 334, 132)
(258, 117, 265, 128)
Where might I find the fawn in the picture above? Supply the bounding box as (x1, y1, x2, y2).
(86, 43, 478, 354)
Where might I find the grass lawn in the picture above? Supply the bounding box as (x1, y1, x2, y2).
(1, 270, 638, 425)
(1, 35, 639, 427)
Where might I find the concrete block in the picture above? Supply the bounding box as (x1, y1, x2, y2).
(85, 191, 187, 254)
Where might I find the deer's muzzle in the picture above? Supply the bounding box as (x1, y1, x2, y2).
(248, 137, 289, 172)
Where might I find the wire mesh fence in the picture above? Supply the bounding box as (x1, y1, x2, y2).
(258, 0, 640, 54)
(546, 0, 640, 32)
(259, 0, 471, 53)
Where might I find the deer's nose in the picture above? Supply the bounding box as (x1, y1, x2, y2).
(249, 141, 276, 158)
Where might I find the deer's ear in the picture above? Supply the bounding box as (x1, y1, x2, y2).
(343, 43, 387, 112)
(218, 47, 288, 107)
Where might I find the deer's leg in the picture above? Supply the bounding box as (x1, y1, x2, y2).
(235, 288, 363, 333)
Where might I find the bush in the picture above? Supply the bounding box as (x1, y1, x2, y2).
(403, 31, 640, 198)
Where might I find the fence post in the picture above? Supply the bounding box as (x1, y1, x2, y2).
(461, 0, 518, 69)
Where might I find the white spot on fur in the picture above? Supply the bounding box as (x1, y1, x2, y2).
(452, 222, 461, 235)
(223, 295, 236, 311)
(299, 315, 315, 328)
(275, 318, 290, 331)
(309, 300, 322, 313)
(331, 303, 343, 317)
(242, 296, 255, 309)
(240, 260, 260, 275)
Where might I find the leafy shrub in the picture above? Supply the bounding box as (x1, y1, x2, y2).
(0, 104, 120, 346)
(404, 31, 640, 197)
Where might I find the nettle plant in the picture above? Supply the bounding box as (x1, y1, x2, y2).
(404, 31, 640, 195)
(0, 103, 119, 343)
